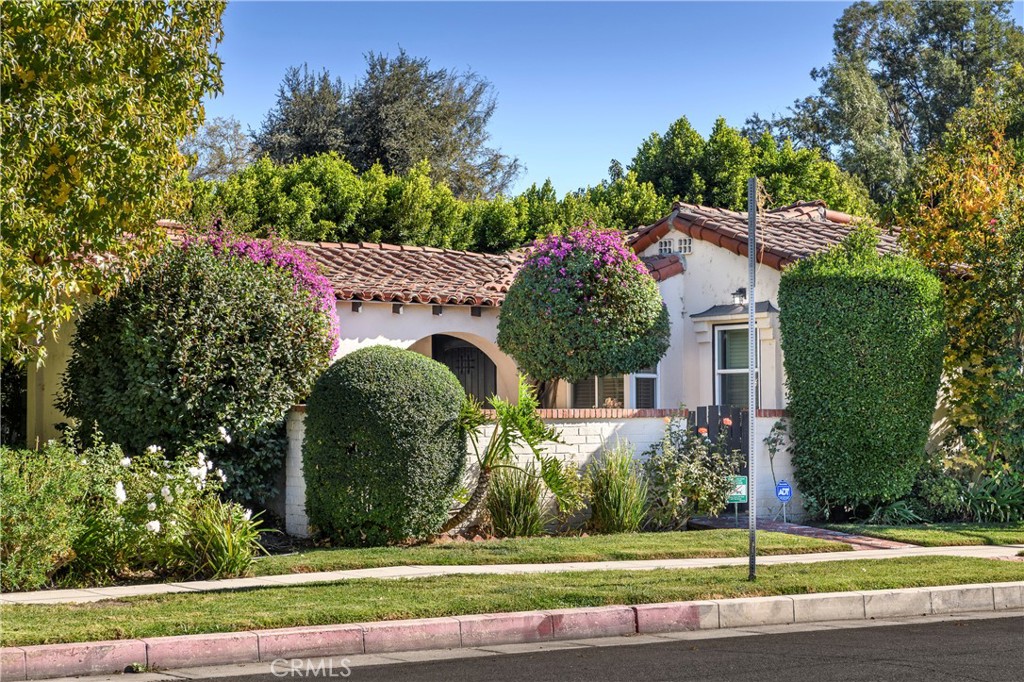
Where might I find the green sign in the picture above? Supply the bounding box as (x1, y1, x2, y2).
(727, 475, 748, 504)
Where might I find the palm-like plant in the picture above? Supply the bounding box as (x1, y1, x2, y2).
(441, 376, 578, 533)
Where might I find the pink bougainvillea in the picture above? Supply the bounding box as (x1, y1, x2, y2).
(185, 231, 340, 356)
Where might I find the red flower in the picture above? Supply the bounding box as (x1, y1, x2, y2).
(722, 417, 733, 427)
(698, 427, 709, 435)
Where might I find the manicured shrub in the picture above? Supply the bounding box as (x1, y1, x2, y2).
(487, 466, 548, 538)
(497, 227, 670, 386)
(60, 238, 335, 503)
(0, 443, 87, 591)
(642, 416, 741, 530)
(587, 442, 648, 534)
(779, 226, 945, 512)
(303, 346, 468, 546)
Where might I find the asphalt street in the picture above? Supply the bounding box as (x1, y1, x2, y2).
(213, 616, 1024, 682)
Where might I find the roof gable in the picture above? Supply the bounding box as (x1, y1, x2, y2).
(629, 201, 900, 270)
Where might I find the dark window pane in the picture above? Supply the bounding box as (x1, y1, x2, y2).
(719, 329, 748, 370)
(598, 375, 624, 408)
(635, 377, 657, 409)
(573, 378, 596, 408)
(720, 373, 748, 407)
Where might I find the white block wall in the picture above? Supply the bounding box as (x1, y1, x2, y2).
(283, 410, 804, 537)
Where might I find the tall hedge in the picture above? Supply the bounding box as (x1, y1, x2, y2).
(778, 227, 945, 510)
(302, 346, 467, 546)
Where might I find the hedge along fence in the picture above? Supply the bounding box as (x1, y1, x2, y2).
(778, 226, 945, 512)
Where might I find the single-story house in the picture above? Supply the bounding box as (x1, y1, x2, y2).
(25, 200, 899, 530)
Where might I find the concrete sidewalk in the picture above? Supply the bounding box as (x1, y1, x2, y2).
(2, 544, 1021, 605)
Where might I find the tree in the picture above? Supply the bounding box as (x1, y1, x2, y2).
(0, 1, 225, 366)
(628, 116, 870, 214)
(898, 68, 1024, 470)
(777, 0, 1024, 205)
(180, 116, 257, 182)
(254, 64, 346, 164)
(343, 49, 520, 198)
(497, 227, 670, 399)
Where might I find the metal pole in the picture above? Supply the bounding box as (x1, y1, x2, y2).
(747, 177, 758, 581)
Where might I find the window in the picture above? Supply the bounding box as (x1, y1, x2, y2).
(632, 364, 658, 409)
(677, 236, 693, 255)
(657, 239, 673, 256)
(715, 325, 759, 407)
(572, 375, 625, 408)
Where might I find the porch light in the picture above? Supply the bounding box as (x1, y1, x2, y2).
(731, 287, 747, 305)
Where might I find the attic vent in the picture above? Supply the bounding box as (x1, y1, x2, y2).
(658, 236, 693, 256)
(678, 235, 693, 255)
(658, 239, 674, 256)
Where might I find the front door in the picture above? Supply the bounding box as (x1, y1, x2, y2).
(432, 334, 497, 402)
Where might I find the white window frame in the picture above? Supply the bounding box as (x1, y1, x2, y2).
(630, 364, 659, 409)
(714, 324, 760, 407)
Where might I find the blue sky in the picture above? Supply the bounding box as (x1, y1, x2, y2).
(202, 1, 930, 194)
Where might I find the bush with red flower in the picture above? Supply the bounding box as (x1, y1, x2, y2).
(497, 226, 669, 391)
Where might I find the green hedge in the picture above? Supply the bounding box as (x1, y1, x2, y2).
(302, 346, 468, 546)
(779, 227, 945, 510)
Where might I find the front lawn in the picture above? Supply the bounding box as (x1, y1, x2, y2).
(252, 530, 849, 576)
(3, 556, 1021, 647)
(823, 522, 1024, 547)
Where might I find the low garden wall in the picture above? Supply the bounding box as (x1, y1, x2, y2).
(283, 408, 804, 537)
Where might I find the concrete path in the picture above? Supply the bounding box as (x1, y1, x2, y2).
(689, 517, 917, 549)
(2, 544, 1021, 605)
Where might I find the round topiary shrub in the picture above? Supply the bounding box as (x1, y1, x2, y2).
(303, 345, 468, 546)
(60, 239, 335, 461)
(497, 227, 670, 385)
(779, 226, 945, 512)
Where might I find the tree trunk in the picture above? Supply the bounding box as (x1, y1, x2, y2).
(440, 466, 492, 534)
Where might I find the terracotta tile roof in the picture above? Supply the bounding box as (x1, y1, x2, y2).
(641, 254, 685, 281)
(629, 201, 900, 270)
(296, 241, 524, 306)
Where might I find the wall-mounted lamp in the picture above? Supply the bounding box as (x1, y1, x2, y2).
(731, 287, 748, 305)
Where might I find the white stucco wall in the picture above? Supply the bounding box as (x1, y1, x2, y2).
(334, 301, 520, 401)
(283, 409, 804, 537)
(637, 235, 786, 411)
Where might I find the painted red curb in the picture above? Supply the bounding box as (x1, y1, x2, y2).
(23, 640, 145, 681)
(257, 625, 363, 661)
(360, 617, 461, 654)
(456, 611, 553, 647)
(2, 583, 1020, 681)
(0, 648, 26, 682)
(143, 632, 259, 671)
(546, 605, 636, 640)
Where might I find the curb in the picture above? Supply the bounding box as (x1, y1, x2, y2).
(2, 582, 1021, 680)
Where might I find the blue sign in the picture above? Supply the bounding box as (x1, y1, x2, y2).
(775, 480, 793, 503)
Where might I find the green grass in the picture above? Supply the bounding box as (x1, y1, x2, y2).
(252, 530, 849, 576)
(823, 522, 1024, 547)
(3, 556, 1021, 647)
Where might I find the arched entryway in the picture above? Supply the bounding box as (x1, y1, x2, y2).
(431, 334, 497, 402)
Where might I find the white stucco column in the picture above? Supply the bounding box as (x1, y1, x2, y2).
(284, 408, 310, 537)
